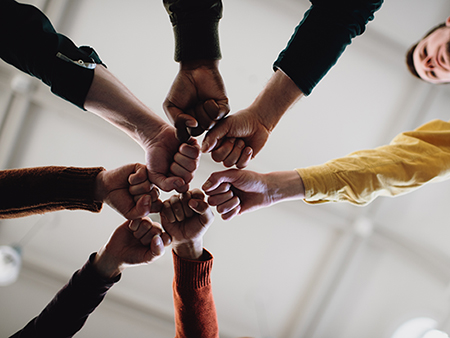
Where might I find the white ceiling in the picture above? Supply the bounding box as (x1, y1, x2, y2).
(1, 0, 450, 337)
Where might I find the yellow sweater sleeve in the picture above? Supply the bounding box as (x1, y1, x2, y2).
(296, 119, 450, 205)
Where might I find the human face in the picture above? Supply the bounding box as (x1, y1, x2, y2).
(413, 19, 450, 84)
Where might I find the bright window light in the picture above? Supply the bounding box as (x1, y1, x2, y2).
(391, 317, 437, 338)
(423, 330, 449, 338)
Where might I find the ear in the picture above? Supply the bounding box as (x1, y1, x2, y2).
(446, 16, 450, 27)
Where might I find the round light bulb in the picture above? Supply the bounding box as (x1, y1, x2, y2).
(0, 245, 22, 286)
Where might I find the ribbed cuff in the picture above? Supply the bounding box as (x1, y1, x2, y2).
(173, 249, 213, 289)
(173, 19, 221, 61)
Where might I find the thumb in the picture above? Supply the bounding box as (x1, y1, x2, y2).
(201, 120, 230, 153)
(148, 172, 187, 193)
(202, 169, 240, 192)
(175, 114, 198, 143)
(204, 99, 230, 121)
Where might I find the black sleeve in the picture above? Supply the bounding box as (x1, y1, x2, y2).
(9, 254, 120, 338)
(163, 0, 222, 61)
(273, 0, 384, 96)
(0, 0, 105, 109)
(0, 166, 105, 219)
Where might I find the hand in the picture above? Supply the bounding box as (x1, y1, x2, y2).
(201, 108, 268, 169)
(93, 219, 171, 279)
(95, 163, 162, 219)
(160, 189, 214, 260)
(144, 124, 201, 193)
(164, 60, 230, 142)
(202, 169, 305, 221)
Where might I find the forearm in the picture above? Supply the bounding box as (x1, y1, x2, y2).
(11, 254, 118, 338)
(251, 70, 303, 132)
(297, 119, 450, 205)
(0, 166, 104, 219)
(84, 65, 167, 145)
(266, 170, 305, 205)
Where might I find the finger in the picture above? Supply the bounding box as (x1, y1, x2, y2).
(150, 199, 163, 213)
(128, 195, 151, 219)
(148, 172, 186, 193)
(221, 205, 241, 221)
(204, 99, 229, 121)
(170, 194, 185, 222)
(173, 152, 199, 174)
(201, 120, 230, 153)
(204, 182, 231, 196)
(128, 219, 139, 231)
(190, 103, 215, 136)
(128, 163, 148, 185)
(161, 201, 176, 223)
(211, 138, 236, 163)
(190, 188, 206, 200)
(171, 161, 195, 185)
(216, 196, 240, 215)
(236, 146, 253, 169)
(129, 180, 153, 196)
(207, 190, 234, 207)
(140, 224, 162, 246)
(202, 169, 239, 192)
(223, 139, 246, 168)
(150, 235, 165, 256)
(161, 232, 172, 246)
(189, 199, 214, 225)
(179, 140, 201, 159)
(175, 114, 198, 143)
(130, 218, 153, 239)
(180, 191, 195, 219)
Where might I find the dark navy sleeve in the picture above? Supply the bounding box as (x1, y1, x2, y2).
(164, 0, 222, 61)
(9, 253, 120, 338)
(0, 0, 104, 109)
(273, 0, 384, 96)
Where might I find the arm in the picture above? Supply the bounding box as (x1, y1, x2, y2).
(274, 0, 383, 96)
(163, 0, 228, 142)
(0, 0, 103, 109)
(201, 0, 383, 168)
(11, 219, 169, 338)
(0, 163, 159, 219)
(203, 169, 305, 220)
(0, 1, 199, 193)
(160, 189, 219, 337)
(298, 119, 450, 205)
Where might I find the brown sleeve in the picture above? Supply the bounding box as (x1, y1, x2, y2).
(0, 166, 104, 219)
(172, 249, 219, 338)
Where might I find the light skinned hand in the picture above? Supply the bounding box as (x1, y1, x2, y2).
(201, 108, 269, 169)
(93, 219, 171, 279)
(95, 163, 162, 219)
(144, 125, 201, 193)
(202, 169, 271, 220)
(203, 169, 306, 221)
(160, 188, 214, 260)
(164, 60, 230, 142)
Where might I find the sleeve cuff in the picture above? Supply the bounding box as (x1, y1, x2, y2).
(172, 249, 213, 289)
(173, 20, 221, 61)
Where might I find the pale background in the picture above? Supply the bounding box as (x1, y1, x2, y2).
(1, 0, 450, 337)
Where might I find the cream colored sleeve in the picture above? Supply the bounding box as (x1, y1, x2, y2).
(297, 119, 450, 205)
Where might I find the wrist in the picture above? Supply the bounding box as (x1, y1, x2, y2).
(180, 59, 219, 71)
(267, 170, 305, 204)
(252, 70, 303, 132)
(173, 239, 204, 261)
(92, 250, 123, 280)
(94, 170, 107, 202)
